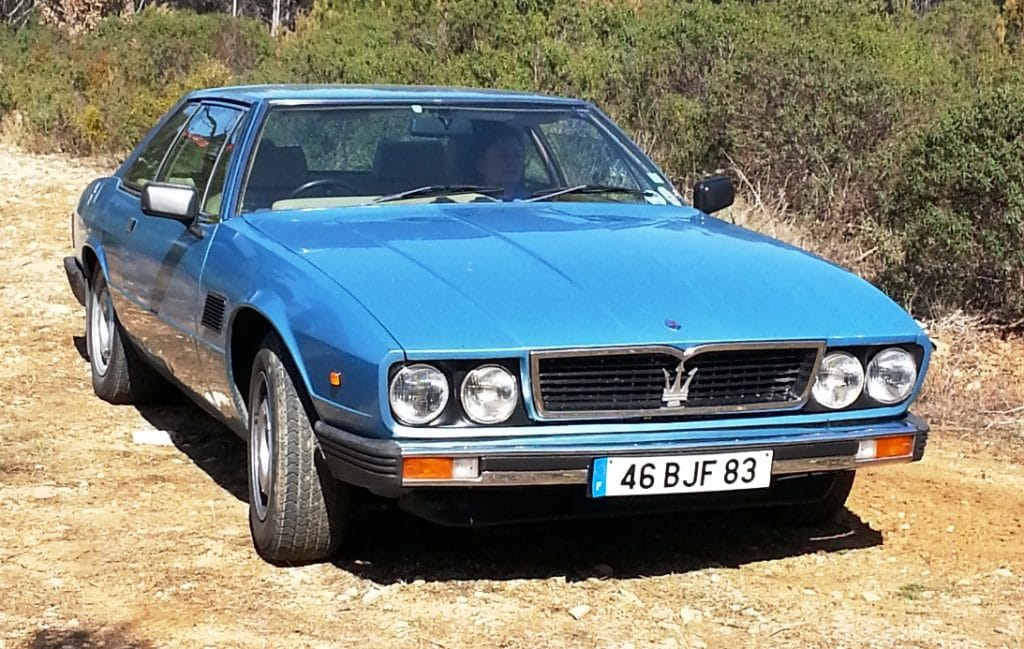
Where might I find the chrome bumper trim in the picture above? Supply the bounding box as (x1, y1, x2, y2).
(400, 454, 914, 487)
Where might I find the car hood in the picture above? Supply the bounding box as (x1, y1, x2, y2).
(248, 202, 922, 352)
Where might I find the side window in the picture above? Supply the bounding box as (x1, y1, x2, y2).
(123, 103, 197, 191)
(158, 104, 243, 216)
(540, 118, 640, 189)
(201, 113, 247, 219)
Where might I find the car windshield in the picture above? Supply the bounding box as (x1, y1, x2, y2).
(239, 104, 679, 212)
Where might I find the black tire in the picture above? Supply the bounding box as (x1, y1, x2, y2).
(85, 267, 164, 404)
(775, 470, 856, 526)
(247, 334, 348, 564)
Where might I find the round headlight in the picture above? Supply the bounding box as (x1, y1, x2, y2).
(812, 352, 865, 410)
(460, 364, 519, 425)
(866, 347, 917, 404)
(389, 364, 449, 425)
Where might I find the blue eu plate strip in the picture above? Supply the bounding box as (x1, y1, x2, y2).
(591, 457, 608, 498)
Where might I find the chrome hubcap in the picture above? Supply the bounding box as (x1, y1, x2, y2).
(89, 283, 114, 376)
(250, 377, 273, 521)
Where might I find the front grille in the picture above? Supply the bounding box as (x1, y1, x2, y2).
(532, 344, 821, 419)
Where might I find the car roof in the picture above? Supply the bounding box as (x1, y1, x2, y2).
(188, 84, 587, 106)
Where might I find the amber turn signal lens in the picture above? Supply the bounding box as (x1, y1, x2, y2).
(875, 435, 914, 459)
(402, 457, 454, 480)
(329, 372, 342, 387)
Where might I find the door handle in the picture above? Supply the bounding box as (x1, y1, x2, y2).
(127, 217, 138, 233)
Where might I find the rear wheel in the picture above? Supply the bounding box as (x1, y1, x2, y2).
(247, 334, 348, 564)
(86, 267, 163, 404)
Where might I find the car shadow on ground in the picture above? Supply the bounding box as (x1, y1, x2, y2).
(134, 391, 249, 503)
(336, 503, 882, 582)
(129, 385, 883, 582)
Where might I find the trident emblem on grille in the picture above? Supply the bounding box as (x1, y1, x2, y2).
(662, 361, 699, 408)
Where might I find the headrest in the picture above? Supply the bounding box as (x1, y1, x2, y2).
(372, 140, 446, 185)
(249, 141, 308, 188)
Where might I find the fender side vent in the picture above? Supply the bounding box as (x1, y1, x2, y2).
(201, 293, 227, 333)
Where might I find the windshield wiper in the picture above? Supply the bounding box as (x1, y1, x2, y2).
(526, 184, 649, 203)
(367, 184, 505, 205)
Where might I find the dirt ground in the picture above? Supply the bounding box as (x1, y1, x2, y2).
(0, 146, 1021, 649)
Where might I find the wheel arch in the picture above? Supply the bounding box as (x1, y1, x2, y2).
(80, 244, 104, 284)
(227, 303, 314, 427)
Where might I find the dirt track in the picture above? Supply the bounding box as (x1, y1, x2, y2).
(0, 146, 1022, 649)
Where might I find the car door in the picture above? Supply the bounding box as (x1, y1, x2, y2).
(103, 102, 198, 332)
(120, 101, 246, 394)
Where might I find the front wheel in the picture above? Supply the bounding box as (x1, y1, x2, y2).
(247, 335, 348, 564)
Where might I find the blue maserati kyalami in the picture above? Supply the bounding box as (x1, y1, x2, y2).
(65, 85, 931, 563)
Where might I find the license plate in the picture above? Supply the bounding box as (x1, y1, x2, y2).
(591, 450, 774, 498)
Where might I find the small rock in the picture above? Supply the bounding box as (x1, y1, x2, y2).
(801, 588, 816, 596)
(618, 588, 643, 605)
(593, 563, 614, 578)
(455, 596, 468, 604)
(993, 568, 1013, 578)
(995, 627, 1013, 636)
(900, 523, 911, 530)
(651, 605, 674, 620)
(679, 607, 703, 625)
(956, 578, 972, 586)
(946, 525, 956, 533)
(691, 640, 708, 649)
(361, 589, 383, 605)
(30, 486, 60, 500)
(339, 587, 358, 601)
(568, 604, 591, 620)
(862, 591, 882, 602)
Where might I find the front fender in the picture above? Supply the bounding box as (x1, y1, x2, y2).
(211, 219, 404, 438)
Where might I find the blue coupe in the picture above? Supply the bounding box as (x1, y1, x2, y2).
(65, 85, 930, 563)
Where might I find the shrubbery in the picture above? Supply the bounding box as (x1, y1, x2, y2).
(0, 11, 272, 152)
(1, 0, 1023, 320)
(881, 86, 1024, 319)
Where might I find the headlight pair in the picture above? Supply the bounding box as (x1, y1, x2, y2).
(812, 347, 917, 410)
(389, 363, 518, 426)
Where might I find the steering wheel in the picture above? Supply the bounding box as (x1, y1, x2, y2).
(288, 178, 358, 199)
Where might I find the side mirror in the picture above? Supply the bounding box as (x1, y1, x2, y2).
(692, 175, 735, 214)
(141, 182, 198, 224)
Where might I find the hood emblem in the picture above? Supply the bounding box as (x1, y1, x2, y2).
(662, 361, 699, 408)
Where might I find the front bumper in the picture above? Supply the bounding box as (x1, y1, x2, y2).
(314, 414, 928, 496)
(63, 256, 87, 306)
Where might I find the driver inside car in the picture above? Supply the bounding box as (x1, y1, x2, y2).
(473, 125, 528, 201)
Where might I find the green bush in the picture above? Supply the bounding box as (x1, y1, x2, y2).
(880, 85, 1024, 319)
(0, 11, 271, 153)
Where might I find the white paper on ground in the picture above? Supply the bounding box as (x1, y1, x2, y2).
(131, 429, 175, 446)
